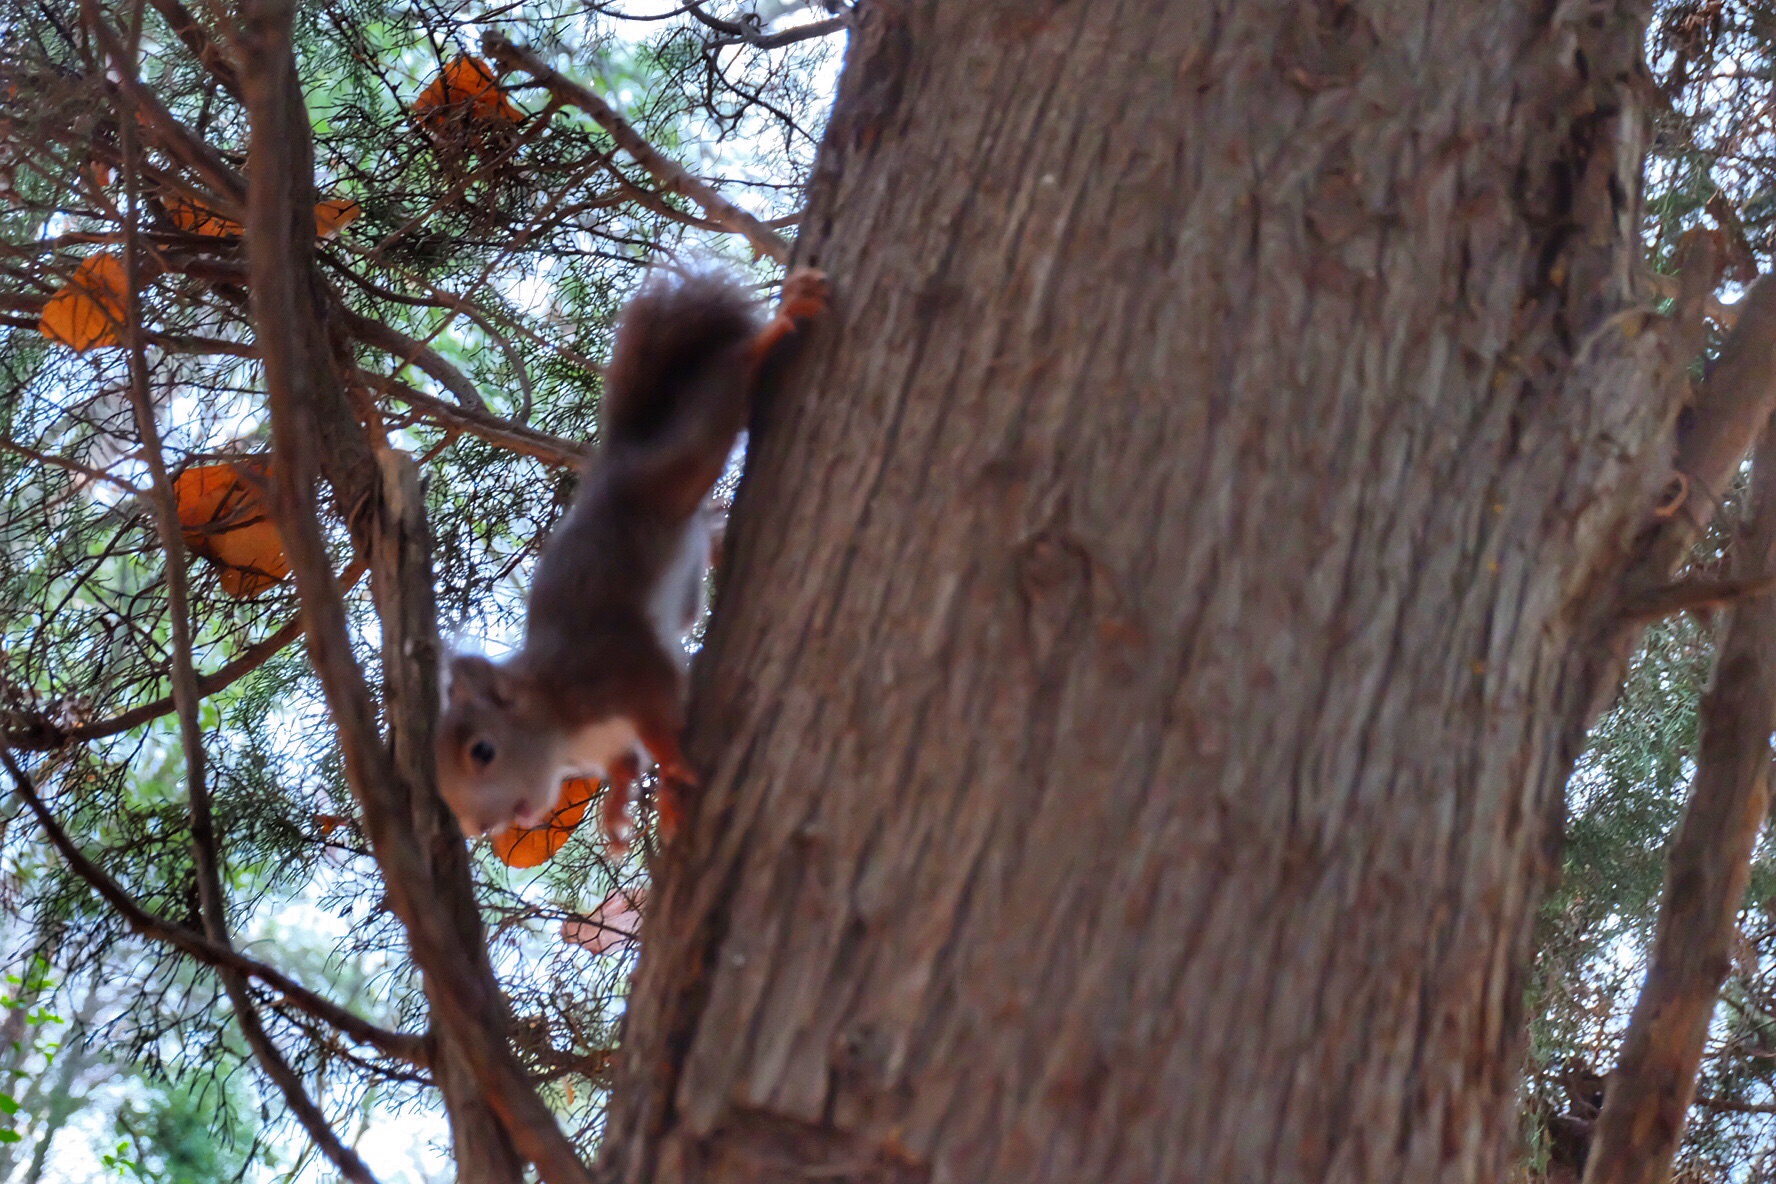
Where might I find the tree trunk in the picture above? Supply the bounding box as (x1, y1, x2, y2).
(604, 3, 1690, 1181)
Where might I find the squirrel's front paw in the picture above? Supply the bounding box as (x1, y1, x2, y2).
(779, 267, 829, 323)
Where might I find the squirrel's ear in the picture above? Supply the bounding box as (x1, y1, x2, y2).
(444, 653, 512, 709)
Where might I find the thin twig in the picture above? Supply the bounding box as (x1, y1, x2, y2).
(101, 22, 378, 1176)
(0, 436, 143, 495)
(237, 2, 590, 1177)
(0, 749, 427, 1067)
(482, 31, 793, 263)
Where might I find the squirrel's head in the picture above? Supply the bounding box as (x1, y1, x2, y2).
(436, 653, 564, 836)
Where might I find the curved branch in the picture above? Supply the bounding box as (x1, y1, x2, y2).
(355, 370, 584, 467)
(482, 31, 793, 263)
(341, 306, 489, 412)
(0, 748, 427, 1067)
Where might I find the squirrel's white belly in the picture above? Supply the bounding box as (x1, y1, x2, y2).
(559, 715, 643, 778)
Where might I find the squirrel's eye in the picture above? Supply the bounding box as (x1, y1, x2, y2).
(468, 739, 496, 768)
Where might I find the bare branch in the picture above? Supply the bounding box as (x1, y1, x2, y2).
(482, 31, 794, 263)
(1617, 575, 1776, 622)
(354, 370, 584, 468)
(711, 14, 849, 48)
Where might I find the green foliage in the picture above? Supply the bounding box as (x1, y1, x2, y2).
(113, 1072, 258, 1184)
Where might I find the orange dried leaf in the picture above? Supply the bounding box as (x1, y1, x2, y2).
(39, 253, 128, 351)
(314, 197, 362, 238)
(168, 193, 359, 240)
(491, 777, 596, 868)
(412, 56, 523, 127)
(315, 813, 348, 837)
(171, 461, 291, 598)
(165, 195, 243, 237)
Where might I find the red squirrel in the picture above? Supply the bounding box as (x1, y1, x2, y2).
(436, 265, 828, 847)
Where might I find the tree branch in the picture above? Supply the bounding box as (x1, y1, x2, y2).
(340, 306, 489, 412)
(1616, 575, 1776, 623)
(106, 74, 379, 1182)
(85, 13, 248, 211)
(1694, 1095, 1776, 1116)
(0, 435, 144, 496)
(354, 370, 583, 467)
(481, 31, 793, 263)
(144, 0, 243, 99)
(711, 14, 849, 48)
(1645, 268, 1740, 329)
(1583, 418, 1776, 1184)
(235, 3, 591, 1178)
(1, 562, 365, 752)
(1622, 270, 1776, 602)
(0, 748, 427, 1067)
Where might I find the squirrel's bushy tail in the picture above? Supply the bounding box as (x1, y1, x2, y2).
(599, 268, 761, 520)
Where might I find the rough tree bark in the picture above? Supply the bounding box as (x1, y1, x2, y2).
(602, 3, 1709, 1183)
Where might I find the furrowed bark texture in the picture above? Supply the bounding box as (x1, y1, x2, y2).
(1583, 424, 1776, 1184)
(607, 3, 1684, 1183)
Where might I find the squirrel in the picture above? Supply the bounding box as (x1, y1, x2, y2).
(436, 265, 828, 849)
